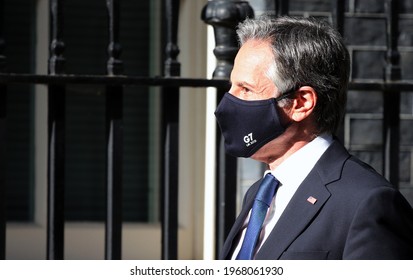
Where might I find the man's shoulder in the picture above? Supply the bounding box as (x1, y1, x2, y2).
(319, 140, 394, 191)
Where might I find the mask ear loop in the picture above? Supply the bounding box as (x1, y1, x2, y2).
(275, 86, 299, 102)
(273, 87, 299, 130)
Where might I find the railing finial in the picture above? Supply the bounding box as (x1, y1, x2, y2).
(107, 0, 123, 76)
(201, 0, 254, 79)
(49, 0, 65, 75)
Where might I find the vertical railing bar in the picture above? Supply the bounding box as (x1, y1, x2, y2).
(106, 0, 122, 76)
(47, 0, 66, 260)
(164, 0, 180, 77)
(383, 0, 401, 187)
(0, 88, 5, 260)
(161, 0, 180, 260)
(274, 0, 289, 16)
(162, 122, 178, 259)
(49, 0, 65, 75)
(215, 132, 237, 257)
(0, 0, 6, 260)
(331, 0, 345, 37)
(105, 0, 123, 260)
(331, 0, 346, 143)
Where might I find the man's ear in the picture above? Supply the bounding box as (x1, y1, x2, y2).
(290, 86, 317, 122)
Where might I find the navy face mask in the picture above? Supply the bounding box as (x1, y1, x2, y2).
(214, 92, 292, 158)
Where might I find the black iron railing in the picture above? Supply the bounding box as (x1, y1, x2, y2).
(0, 0, 231, 260)
(0, 0, 411, 260)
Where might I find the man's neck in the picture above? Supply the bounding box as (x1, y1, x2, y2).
(251, 125, 320, 170)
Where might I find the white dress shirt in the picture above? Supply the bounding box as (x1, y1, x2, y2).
(231, 134, 333, 259)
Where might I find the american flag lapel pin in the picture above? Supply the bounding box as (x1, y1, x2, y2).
(307, 196, 317, 205)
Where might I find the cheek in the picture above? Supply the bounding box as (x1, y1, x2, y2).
(277, 103, 293, 126)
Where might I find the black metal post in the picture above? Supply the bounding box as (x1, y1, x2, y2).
(47, 0, 66, 260)
(0, 0, 6, 260)
(201, 0, 253, 79)
(331, 0, 345, 36)
(332, 0, 346, 143)
(383, 0, 401, 187)
(162, 121, 178, 260)
(274, 0, 289, 16)
(161, 0, 180, 260)
(49, 0, 65, 75)
(202, 0, 254, 259)
(105, 0, 123, 260)
(0, 89, 5, 261)
(0, 89, 4, 260)
(105, 87, 123, 260)
(164, 0, 180, 78)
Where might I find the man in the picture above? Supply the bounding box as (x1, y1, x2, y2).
(215, 16, 413, 260)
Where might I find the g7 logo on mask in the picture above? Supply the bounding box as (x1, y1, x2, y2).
(243, 133, 257, 147)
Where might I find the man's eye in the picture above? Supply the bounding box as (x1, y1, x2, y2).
(242, 87, 251, 93)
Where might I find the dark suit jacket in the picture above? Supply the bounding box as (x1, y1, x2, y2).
(220, 140, 413, 260)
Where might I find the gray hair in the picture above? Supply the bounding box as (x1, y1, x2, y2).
(236, 16, 350, 134)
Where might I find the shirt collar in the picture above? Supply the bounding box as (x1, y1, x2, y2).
(269, 134, 333, 187)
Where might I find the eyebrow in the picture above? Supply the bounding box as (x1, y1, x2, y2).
(235, 81, 255, 89)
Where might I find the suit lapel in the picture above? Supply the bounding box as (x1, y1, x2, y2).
(255, 171, 330, 259)
(255, 140, 350, 260)
(219, 179, 262, 259)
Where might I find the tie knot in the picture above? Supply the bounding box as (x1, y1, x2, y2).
(255, 173, 279, 206)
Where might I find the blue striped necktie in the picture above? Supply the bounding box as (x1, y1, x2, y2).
(236, 173, 279, 260)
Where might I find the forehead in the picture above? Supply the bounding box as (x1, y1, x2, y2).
(231, 40, 274, 83)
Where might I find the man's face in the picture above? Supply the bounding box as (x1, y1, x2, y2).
(227, 39, 294, 162)
(229, 39, 279, 101)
